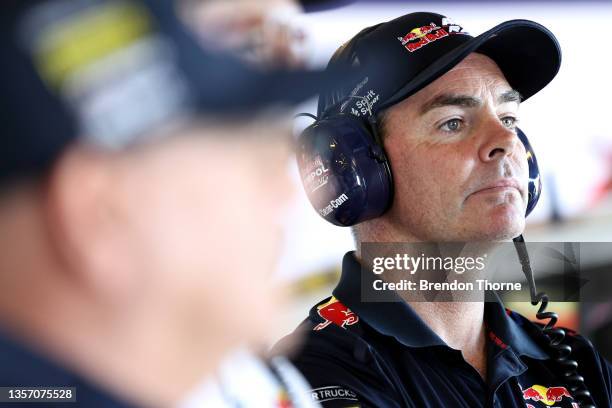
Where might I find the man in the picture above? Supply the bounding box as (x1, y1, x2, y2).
(0, 0, 347, 407)
(274, 12, 612, 408)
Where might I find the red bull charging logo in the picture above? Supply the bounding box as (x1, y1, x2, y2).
(397, 17, 467, 53)
(313, 297, 359, 331)
(522, 384, 574, 406)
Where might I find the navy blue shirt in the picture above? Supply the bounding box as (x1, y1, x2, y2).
(0, 331, 135, 407)
(275, 252, 612, 408)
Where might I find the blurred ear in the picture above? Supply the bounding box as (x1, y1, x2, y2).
(45, 144, 138, 305)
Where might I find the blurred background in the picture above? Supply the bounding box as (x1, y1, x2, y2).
(223, 0, 612, 359)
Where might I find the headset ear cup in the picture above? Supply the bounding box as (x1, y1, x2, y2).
(516, 128, 541, 217)
(296, 115, 393, 226)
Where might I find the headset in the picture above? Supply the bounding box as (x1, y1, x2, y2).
(296, 110, 541, 227)
(295, 53, 596, 407)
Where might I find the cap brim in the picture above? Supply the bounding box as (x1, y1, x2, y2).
(383, 20, 562, 108)
(298, 0, 356, 12)
(187, 48, 351, 113)
(159, 0, 358, 114)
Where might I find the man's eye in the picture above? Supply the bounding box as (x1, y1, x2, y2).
(440, 118, 463, 132)
(501, 116, 518, 128)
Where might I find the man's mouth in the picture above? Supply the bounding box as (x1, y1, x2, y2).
(470, 178, 523, 197)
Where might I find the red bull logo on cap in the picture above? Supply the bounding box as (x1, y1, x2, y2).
(397, 17, 467, 53)
(521, 384, 574, 406)
(313, 297, 359, 331)
(398, 23, 440, 44)
(397, 22, 447, 52)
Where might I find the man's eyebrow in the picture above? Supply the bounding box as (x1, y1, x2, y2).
(498, 89, 522, 104)
(420, 94, 481, 115)
(419, 89, 523, 115)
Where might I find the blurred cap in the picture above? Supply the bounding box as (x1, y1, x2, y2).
(0, 0, 349, 184)
(318, 11, 561, 117)
(299, 0, 356, 12)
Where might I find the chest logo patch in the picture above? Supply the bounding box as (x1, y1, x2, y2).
(313, 297, 359, 331)
(521, 384, 574, 406)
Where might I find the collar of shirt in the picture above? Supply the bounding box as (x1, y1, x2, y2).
(332, 251, 549, 362)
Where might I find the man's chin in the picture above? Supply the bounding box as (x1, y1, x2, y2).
(463, 207, 525, 241)
(481, 217, 525, 241)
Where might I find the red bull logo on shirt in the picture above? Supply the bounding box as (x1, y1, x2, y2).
(313, 297, 359, 331)
(521, 384, 574, 406)
(397, 17, 467, 53)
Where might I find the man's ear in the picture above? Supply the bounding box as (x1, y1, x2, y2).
(44, 144, 139, 305)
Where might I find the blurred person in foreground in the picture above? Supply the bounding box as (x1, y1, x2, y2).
(0, 0, 348, 407)
(273, 12, 612, 408)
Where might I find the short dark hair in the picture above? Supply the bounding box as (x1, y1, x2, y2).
(376, 109, 390, 142)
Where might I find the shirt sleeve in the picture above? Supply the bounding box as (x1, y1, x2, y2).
(567, 332, 612, 408)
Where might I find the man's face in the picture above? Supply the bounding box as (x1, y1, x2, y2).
(36, 118, 295, 403)
(99, 119, 295, 347)
(382, 53, 528, 241)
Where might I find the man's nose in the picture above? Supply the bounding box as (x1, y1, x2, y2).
(478, 117, 521, 163)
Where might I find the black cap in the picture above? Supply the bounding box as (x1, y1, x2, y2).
(318, 12, 561, 117)
(0, 0, 350, 184)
